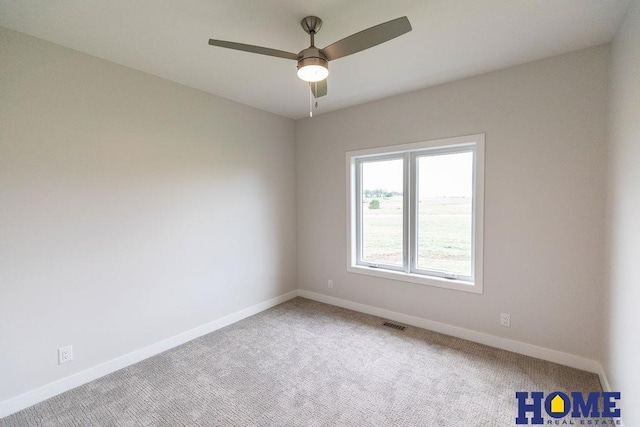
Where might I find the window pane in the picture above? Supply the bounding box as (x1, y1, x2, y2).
(361, 158, 403, 266)
(416, 152, 473, 276)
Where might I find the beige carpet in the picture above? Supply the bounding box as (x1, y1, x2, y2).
(1, 297, 603, 426)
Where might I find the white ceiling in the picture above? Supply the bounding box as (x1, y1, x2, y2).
(0, 0, 630, 119)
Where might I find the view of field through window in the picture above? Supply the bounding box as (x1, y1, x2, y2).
(361, 158, 404, 266)
(416, 151, 473, 275)
(361, 152, 473, 275)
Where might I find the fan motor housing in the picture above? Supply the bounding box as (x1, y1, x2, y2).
(297, 47, 328, 71)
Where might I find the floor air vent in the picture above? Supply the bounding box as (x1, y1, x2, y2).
(382, 321, 406, 331)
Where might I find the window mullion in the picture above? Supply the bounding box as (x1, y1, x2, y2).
(404, 152, 412, 274)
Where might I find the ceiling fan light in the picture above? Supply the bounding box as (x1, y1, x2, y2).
(297, 56, 329, 82)
(297, 65, 329, 82)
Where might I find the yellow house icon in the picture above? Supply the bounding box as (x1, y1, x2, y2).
(550, 395, 565, 413)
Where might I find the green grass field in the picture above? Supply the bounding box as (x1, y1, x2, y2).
(362, 195, 472, 275)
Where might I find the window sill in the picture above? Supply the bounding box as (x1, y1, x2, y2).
(347, 264, 483, 294)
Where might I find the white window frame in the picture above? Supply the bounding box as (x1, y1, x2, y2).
(346, 134, 485, 294)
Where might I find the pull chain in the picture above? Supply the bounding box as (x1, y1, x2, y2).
(313, 82, 319, 112)
(308, 83, 320, 118)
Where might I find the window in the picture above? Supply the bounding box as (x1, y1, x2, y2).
(347, 134, 484, 293)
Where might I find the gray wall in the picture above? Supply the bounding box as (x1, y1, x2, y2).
(605, 0, 640, 425)
(0, 27, 297, 401)
(296, 45, 609, 361)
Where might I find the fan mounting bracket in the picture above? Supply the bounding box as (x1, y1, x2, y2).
(301, 16, 322, 35)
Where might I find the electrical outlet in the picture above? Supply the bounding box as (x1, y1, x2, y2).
(500, 313, 511, 328)
(327, 279, 334, 289)
(58, 345, 73, 364)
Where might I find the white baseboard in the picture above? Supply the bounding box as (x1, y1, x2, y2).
(597, 366, 612, 392)
(0, 290, 298, 419)
(298, 290, 603, 374)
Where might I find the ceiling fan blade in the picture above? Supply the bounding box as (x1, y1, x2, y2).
(322, 16, 412, 61)
(208, 39, 298, 61)
(310, 79, 327, 98)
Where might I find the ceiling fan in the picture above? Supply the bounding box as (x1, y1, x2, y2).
(208, 16, 412, 99)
